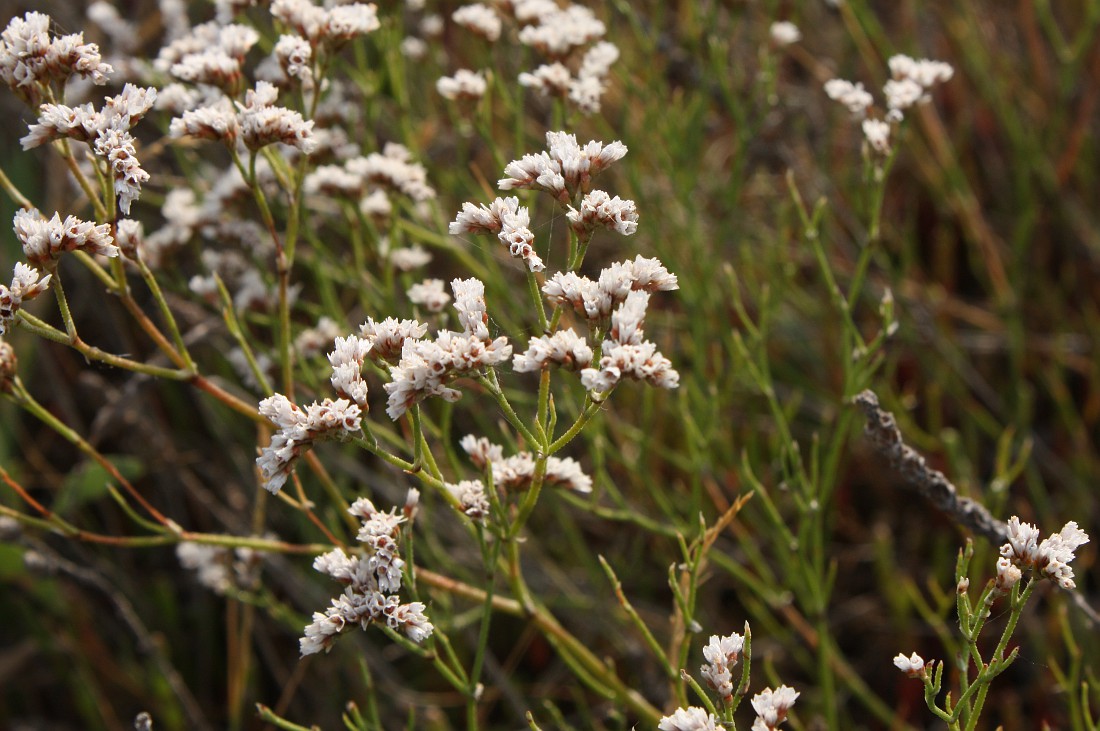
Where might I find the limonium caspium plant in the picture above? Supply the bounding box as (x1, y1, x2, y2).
(0, 2, 1096, 730)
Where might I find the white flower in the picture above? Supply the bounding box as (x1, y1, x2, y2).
(273, 0, 379, 44)
(888, 54, 954, 88)
(169, 99, 240, 145)
(177, 542, 232, 594)
(579, 41, 619, 79)
(0, 12, 113, 105)
(0, 263, 52, 336)
(347, 144, 435, 201)
(256, 395, 361, 493)
(448, 479, 490, 520)
(751, 685, 799, 730)
(360, 189, 392, 218)
(437, 69, 488, 100)
(459, 435, 504, 468)
(383, 331, 512, 419)
(420, 14, 444, 37)
(387, 245, 430, 271)
(545, 456, 592, 493)
(408, 279, 452, 313)
(13, 209, 118, 266)
(883, 78, 924, 111)
(301, 497, 431, 655)
(995, 556, 1023, 592)
(580, 340, 679, 393)
(451, 277, 489, 340)
(328, 335, 372, 406)
(450, 196, 521, 235)
(275, 34, 313, 83)
(862, 118, 891, 154)
(452, 4, 501, 42)
(999, 517, 1089, 589)
(237, 81, 317, 154)
(769, 21, 801, 46)
(699, 632, 744, 700)
(658, 707, 718, 731)
(170, 50, 241, 90)
(400, 36, 428, 60)
(893, 652, 925, 677)
(517, 5, 605, 57)
(519, 63, 572, 96)
(499, 131, 627, 199)
(359, 316, 428, 362)
(824, 78, 874, 117)
(512, 330, 593, 372)
(568, 73, 605, 114)
(304, 164, 364, 198)
(567, 190, 638, 237)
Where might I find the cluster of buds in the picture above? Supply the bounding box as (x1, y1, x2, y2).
(0, 263, 51, 335)
(0, 12, 112, 106)
(22, 84, 157, 213)
(998, 516, 1089, 590)
(498, 130, 627, 203)
(171, 81, 317, 155)
(459, 434, 593, 494)
(13, 209, 118, 268)
(256, 395, 362, 494)
(699, 631, 745, 702)
(300, 497, 433, 655)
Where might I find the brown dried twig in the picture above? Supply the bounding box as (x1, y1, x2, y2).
(855, 390, 1099, 625)
(854, 390, 1008, 543)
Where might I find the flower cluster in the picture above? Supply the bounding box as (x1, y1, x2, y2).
(370, 278, 513, 419)
(0, 263, 51, 335)
(459, 434, 593, 494)
(156, 22, 259, 92)
(658, 707, 718, 731)
(359, 317, 429, 363)
(407, 279, 452, 313)
(825, 53, 954, 156)
(446, 479, 491, 520)
(171, 80, 317, 155)
(0, 11, 112, 105)
(256, 394, 362, 494)
(384, 329, 512, 419)
(512, 329, 593, 372)
(499, 130, 627, 202)
(22, 84, 157, 213)
(519, 40, 620, 114)
(449, 196, 543, 272)
(13, 209, 118, 267)
(567, 189, 638, 238)
(328, 335, 373, 408)
(303, 143, 435, 208)
(348, 143, 436, 202)
(539, 258, 679, 392)
(443, 2, 617, 114)
(452, 4, 501, 42)
(750, 686, 800, 731)
(177, 541, 263, 595)
(893, 651, 926, 677)
(517, 4, 605, 58)
(769, 21, 801, 47)
(300, 497, 433, 655)
(885, 54, 954, 112)
(998, 516, 1089, 590)
(437, 68, 488, 101)
(699, 631, 745, 702)
(271, 0, 380, 46)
